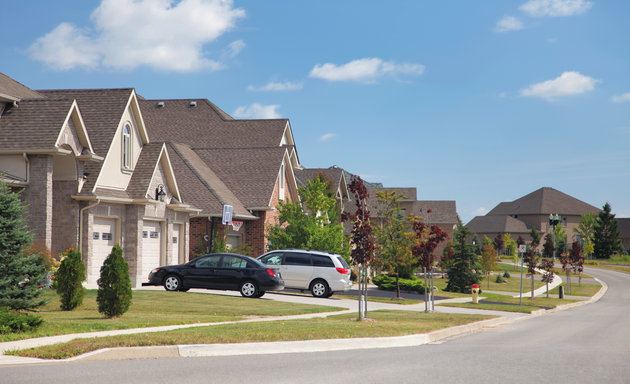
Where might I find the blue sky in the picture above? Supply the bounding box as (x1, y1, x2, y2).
(2, 0, 628, 223)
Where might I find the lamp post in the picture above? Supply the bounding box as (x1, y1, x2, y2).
(548, 213, 561, 262)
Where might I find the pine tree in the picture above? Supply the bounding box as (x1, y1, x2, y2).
(97, 243, 132, 318)
(444, 219, 482, 293)
(593, 202, 623, 259)
(55, 247, 86, 310)
(0, 179, 47, 311)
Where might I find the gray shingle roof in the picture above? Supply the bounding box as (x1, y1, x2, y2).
(0, 98, 75, 150)
(294, 167, 345, 191)
(617, 218, 630, 238)
(126, 143, 163, 200)
(412, 201, 458, 224)
(487, 187, 601, 216)
(0, 72, 45, 100)
(467, 215, 534, 234)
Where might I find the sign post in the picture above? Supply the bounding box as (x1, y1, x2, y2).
(222, 205, 233, 225)
(518, 244, 526, 306)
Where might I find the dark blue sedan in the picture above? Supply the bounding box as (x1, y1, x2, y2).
(144, 253, 284, 298)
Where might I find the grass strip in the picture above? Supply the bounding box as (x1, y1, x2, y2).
(0, 290, 344, 343)
(7, 310, 496, 359)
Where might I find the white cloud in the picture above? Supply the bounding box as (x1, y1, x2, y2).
(494, 16, 524, 32)
(520, 71, 601, 101)
(319, 133, 336, 142)
(223, 40, 245, 59)
(247, 81, 303, 91)
(232, 103, 281, 119)
(498, 92, 507, 98)
(519, 0, 593, 17)
(28, 0, 245, 72)
(611, 93, 630, 103)
(472, 207, 488, 216)
(309, 58, 424, 83)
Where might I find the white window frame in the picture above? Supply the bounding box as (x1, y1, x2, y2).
(279, 163, 285, 200)
(122, 124, 132, 170)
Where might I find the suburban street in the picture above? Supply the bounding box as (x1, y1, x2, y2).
(1, 266, 628, 383)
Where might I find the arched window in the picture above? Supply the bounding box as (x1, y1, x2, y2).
(122, 125, 131, 169)
(279, 163, 285, 200)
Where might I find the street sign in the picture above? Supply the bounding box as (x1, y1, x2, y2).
(519, 244, 526, 253)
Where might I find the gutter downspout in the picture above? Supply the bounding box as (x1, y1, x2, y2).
(22, 153, 29, 183)
(79, 199, 100, 255)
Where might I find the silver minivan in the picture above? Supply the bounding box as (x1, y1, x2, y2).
(257, 249, 352, 298)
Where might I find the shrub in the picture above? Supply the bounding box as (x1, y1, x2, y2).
(372, 274, 425, 294)
(0, 307, 44, 334)
(55, 247, 86, 311)
(495, 273, 505, 283)
(503, 270, 511, 278)
(97, 244, 132, 318)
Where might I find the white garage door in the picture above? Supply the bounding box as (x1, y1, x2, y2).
(92, 217, 116, 285)
(142, 221, 162, 282)
(173, 224, 181, 264)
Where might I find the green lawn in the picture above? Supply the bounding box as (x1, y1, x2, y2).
(0, 289, 344, 343)
(8, 310, 497, 360)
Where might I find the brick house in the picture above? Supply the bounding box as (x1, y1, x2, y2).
(138, 98, 301, 257)
(466, 187, 602, 251)
(0, 72, 199, 288)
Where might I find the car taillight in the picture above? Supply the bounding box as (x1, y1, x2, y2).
(267, 269, 276, 277)
(336, 268, 348, 274)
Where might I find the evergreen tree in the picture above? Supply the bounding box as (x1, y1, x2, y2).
(593, 202, 623, 259)
(55, 247, 86, 311)
(0, 179, 47, 311)
(444, 219, 482, 293)
(97, 244, 132, 318)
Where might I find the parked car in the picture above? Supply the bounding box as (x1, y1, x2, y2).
(257, 249, 352, 298)
(144, 253, 284, 298)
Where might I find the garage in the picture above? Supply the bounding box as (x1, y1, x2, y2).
(141, 221, 162, 282)
(91, 217, 117, 284)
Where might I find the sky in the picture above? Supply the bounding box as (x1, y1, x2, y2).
(1, 0, 628, 224)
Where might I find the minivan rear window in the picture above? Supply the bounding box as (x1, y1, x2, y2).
(312, 255, 335, 267)
(336, 257, 349, 269)
(284, 253, 312, 266)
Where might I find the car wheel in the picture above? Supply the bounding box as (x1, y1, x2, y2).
(310, 280, 330, 298)
(164, 275, 181, 292)
(240, 281, 258, 298)
(325, 291, 334, 298)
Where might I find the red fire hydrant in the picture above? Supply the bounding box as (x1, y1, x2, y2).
(472, 284, 480, 304)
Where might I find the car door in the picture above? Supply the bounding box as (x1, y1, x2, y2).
(216, 255, 248, 290)
(184, 255, 222, 289)
(280, 252, 314, 289)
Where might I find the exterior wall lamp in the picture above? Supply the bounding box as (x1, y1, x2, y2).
(156, 184, 166, 202)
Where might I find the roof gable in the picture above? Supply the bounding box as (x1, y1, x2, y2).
(487, 187, 601, 216)
(0, 72, 45, 101)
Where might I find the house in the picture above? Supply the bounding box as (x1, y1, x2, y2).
(0, 72, 199, 288)
(294, 166, 351, 212)
(616, 218, 630, 251)
(466, 187, 602, 250)
(137, 98, 301, 257)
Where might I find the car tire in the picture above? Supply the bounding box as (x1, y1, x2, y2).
(255, 291, 266, 298)
(179, 287, 190, 292)
(325, 291, 334, 298)
(164, 275, 181, 292)
(240, 281, 259, 298)
(310, 280, 330, 298)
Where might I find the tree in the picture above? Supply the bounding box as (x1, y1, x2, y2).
(267, 177, 350, 260)
(480, 243, 497, 289)
(97, 243, 133, 318)
(539, 258, 555, 298)
(503, 233, 516, 258)
(373, 191, 414, 299)
(341, 176, 375, 320)
(542, 233, 555, 259)
(523, 228, 540, 299)
(439, 241, 455, 275)
(570, 241, 584, 289)
(411, 213, 449, 274)
(493, 232, 504, 258)
(593, 202, 623, 259)
(55, 247, 86, 311)
(573, 212, 596, 258)
(554, 223, 568, 255)
(444, 219, 482, 293)
(0, 179, 48, 311)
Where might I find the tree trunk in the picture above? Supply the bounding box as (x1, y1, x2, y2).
(395, 267, 401, 299)
(530, 275, 535, 299)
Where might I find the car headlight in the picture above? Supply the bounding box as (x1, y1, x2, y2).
(150, 268, 160, 274)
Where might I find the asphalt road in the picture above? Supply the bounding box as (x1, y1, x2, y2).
(1, 266, 627, 384)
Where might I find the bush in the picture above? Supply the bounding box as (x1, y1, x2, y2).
(55, 247, 86, 311)
(97, 244, 132, 318)
(503, 270, 511, 278)
(0, 307, 44, 334)
(372, 274, 425, 294)
(495, 274, 505, 283)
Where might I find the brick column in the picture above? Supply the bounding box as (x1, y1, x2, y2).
(22, 155, 54, 250)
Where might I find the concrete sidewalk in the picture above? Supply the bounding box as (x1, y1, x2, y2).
(0, 278, 607, 366)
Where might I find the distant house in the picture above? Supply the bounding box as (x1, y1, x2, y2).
(466, 187, 602, 250)
(294, 166, 350, 212)
(0, 73, 199, 288)
(617, 218, 630, 251)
